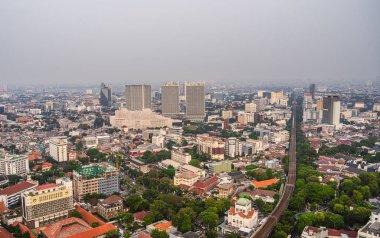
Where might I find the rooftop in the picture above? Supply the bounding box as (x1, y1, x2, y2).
(0, 181, 37, 196)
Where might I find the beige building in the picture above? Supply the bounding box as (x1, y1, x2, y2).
(161, 81, 180, 117)
(49, 137, 68, 162)
(73, 163, 119, 202)
(221, 110, 233, 119)
(171, 150, 192, 164)
(237, 112, 254, 125)
(197, 136, 225, 160)
(97, 195, 124, 221)
(270, 91, 287, 105)
(125, 84, 151, 111)
(245, 103, 257, 113)
(185, 81, 205, 120)
(110, 108, 174, 130)
(21, 178, 74, 228)
(179, 164, 206, 177)
(174, 171, 199, 187)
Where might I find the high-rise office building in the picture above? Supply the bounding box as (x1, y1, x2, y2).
(161, 82, 179, 117)
(21, 178, 73, 228)
(73, 163, 119, 202)
(49, 137, 68, 162)
(185, 82, 205, 120)
(100, 83, 112, 107)
(310, 84, 316, 99)
(125, 84, 151, 111)
(322, 95, 341, 126)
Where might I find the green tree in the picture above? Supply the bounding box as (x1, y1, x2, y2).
(91, 222, 100, 228)
(205, 230, 218, 238)
(189, 159, 201, 168)
(71, 210, 82, 219)
(296, 213, 314, 233)
(174, 207, 197, 233)
(116, 212, 134, 226)
(151, 229, 169, 238)
(105, 230, 119, 238)
(272, 231, 288, 238)
(200, 210, 219, 230)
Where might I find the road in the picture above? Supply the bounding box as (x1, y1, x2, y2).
(251, 101, 297, 238)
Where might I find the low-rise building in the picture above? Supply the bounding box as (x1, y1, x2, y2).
(171, 150, 192, 164)
(206, 160, 232, 174)
(0, 181, 38, 207)
(301, 226, 357, 238)
(97, 195, 123, 221)
(179, 164, 206, 178)
(357, 211, 380, 238)
(226, 198, 258, 231)
(174, 171, 199, 187)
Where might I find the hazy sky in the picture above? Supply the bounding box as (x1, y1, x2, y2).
(1, 0, 379, 87)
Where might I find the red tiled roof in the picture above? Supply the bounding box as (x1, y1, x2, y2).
(135, 231, 152, 238)
(0, 227, 15, 238)
(13, 221, 37, 238)
(228, 207, 256, 219)
(133, 211, 151, 221)
(327, 228, 357, 238)
(0, 181, 37, 196)
(42, 217, 91, 238)
(36, 183, 57, 191)
(0, 201, 10, 214)
(252, 179, 279, 188)
(192, 176, 219, 189)
(75, 205, 105, 226)
(67, 223, 117, 238)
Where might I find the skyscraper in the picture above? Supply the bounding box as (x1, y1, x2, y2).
(309, 84, 316, 99)
(185, 81, 205, 120)
(322, 95, 341, 126)
(161, 81, 179, 117)
(100, 83, 112, 107)
(125, 84, 151, 111)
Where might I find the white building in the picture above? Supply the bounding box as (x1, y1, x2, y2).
(225, 137, 242, 158)
(0, 154, 29, 175)
(110, 108, 174, 130)
(227, 198, 258, 229)
(171, 150, 192, 164)
(152, 135, 166, 148)
(83, 136, 97, 148)
(357, 211, 380, 238)
(49, 136, 68, 162)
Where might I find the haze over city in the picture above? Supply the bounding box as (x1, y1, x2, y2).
(1, 0, 380, 87)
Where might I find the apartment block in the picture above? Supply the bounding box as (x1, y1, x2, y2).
(197, 136, 225, 160)
(0, 154, 29, 175)
(49, 136, 68, 162)
(73, 163, 119, 202)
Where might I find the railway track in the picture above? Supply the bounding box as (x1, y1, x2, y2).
(250, 101, 297, 238)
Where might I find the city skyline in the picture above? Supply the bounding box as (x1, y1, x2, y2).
(1, 0, 380, 87)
